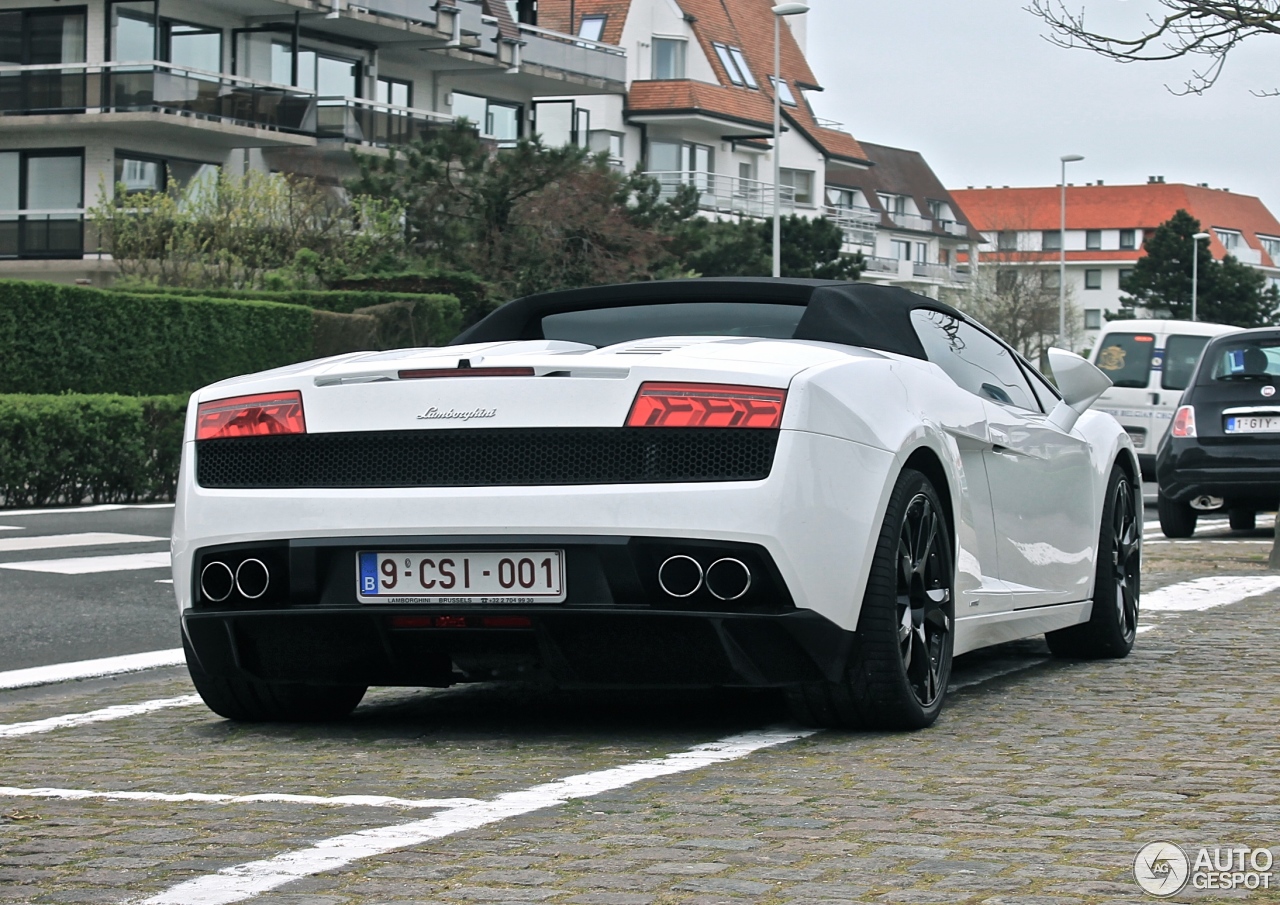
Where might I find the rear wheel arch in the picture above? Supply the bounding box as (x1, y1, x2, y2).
(903, 446, 956, 559)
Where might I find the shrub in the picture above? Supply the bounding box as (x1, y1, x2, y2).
(0, 280, 380, 395)
(0, 394, 187, 507)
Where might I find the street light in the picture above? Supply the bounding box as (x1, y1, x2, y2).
(772, 3, 809, 279)
(1059, 154, 1084, 345)
(1191, 231, 1211, 322)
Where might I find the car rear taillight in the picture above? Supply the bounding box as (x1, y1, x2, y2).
(1171, 405, 1197, 438)
(625, 382, 786, 428)
(196, 391, 306, 441)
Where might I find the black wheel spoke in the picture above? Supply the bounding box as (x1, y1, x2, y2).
(895, 492, 953, 709)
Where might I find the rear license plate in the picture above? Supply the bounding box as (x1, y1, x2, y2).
(357, 551, 565, 603)
(1225, 416, 1280, 434)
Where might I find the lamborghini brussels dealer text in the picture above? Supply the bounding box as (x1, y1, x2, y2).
(174, 279, 1140, 729)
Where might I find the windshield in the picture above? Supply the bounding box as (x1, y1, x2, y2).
(1202, 337, 1280, 382)
(540, 302, 806, 347)
(1094, 333, 1155, 388)
(1162, 334, 1212, 391)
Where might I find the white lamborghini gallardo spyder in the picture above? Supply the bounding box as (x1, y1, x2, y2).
(173, 279, 1141, 729)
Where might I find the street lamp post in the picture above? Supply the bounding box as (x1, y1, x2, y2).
(1191, 232, 1211, 322)
(1059, 154, 1084, 346)
(771, 3, 808, 279)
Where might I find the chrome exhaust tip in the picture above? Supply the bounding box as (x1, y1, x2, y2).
(1190, 495, 1224, 511)
(199, 561, 235, 603)
(657, 555, 703, 598)
(705, 558, 752, 601)
(234, 558, 271, 600)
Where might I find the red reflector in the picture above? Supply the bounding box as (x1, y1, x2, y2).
(1171, 405, 1197, 438)
(400, 367, 536, 379)
(196, 391, 305, 441)
(434, 615, 468, 628)
(1134, 335, 1155, 343)
(391, 616, 434, 628)
(482, 616, 532, 628)
(626, 382, 786, 429)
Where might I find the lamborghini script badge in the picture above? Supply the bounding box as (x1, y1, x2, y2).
(417, 407, 498, 421)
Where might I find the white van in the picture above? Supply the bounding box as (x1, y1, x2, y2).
(1090, 319, 1237, 476)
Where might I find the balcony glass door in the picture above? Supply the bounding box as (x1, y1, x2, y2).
(0, 150, 84, 259)
(0, 9, 87, 112)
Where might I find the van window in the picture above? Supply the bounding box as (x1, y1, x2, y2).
(1162, 334, 1211, 390)
(1094, 333, 1155, 388)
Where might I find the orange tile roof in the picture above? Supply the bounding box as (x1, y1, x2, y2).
(536, 0, 631, 46)
(951, 183, 1280, 265)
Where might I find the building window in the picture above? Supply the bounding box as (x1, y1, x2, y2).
(1086, 229, 1102, 250)
(1119, 228, 1136, 250)
(652, 38, 686, 80)
(109, 4, 221, 71)
(916, 242, 929, 264)
(1085, 268, 1102, 290)
(996, 269, 1017, 293)
(769, 76, 797, 105)
(1041, 230, 1062, 251)
(878, 193, 906, 215)
(939, 248, 950, 266)
(827, 187, 855, 210)
(1119, 268, 1134, 286)
(114, 153, 218, 194)
(375, 77, 411, 107)
(728, 47, 757, 89)
(2, 7, 87, 66)
(1084, 309, 1103, 330)
(0, 148, 84, 259)
(891, 239, 912, 261)
(1041, 269, 1061, 290)
(711, 43, 757, 89)
(452, 92, 522, 141)
(997, 230, 1017, 251)
(577, 15, 606, 42)
(1214, 228, 1241, 250)
(1259, 236, 1280, 260)
(779, 168, 814, 206)
(609, 133, 624, 160)
(272, 44, 359, 95)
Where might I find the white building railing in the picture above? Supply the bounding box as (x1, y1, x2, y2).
(825, 204, 878, 248)
(643, 171, 797, 220)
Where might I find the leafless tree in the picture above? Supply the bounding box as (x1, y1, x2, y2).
(1027, 1, 1280, 95)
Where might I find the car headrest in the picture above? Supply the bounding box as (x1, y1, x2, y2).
(1243, 347, 1270, 374)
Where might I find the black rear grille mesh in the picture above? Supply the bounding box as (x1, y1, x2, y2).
(197, 428, 778, 489)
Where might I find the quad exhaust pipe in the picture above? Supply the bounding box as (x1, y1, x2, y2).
(200, 558, 270, 602)
(657, 555, 751, 601)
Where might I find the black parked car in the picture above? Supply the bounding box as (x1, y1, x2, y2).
(1156, 327, 1280, 537)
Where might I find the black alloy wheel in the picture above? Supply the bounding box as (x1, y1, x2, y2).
(1048, 466, 1139, 659)
(787, 468, 955, 730)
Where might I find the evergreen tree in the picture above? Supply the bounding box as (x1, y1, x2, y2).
(1120, 209, 1279, 327)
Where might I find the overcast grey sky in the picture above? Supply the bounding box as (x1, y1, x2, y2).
(804, 0, 1280, 205)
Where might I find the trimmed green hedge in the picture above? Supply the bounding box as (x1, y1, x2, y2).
(113, 286, 465, 346)
(0, 394, 187, 507)
(0, 281, 314, 395)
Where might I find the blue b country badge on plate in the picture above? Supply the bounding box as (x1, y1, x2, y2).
(359, 552, 379, 594)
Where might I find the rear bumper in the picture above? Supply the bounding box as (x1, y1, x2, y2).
(1156, 437, 1280, 506)
(181, 607, 853, 689)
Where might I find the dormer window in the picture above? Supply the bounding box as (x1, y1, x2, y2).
(712, 43, 756, 88)
(652, 37, 686, 80)
(577, 15, 606, 42)
(769, 76, 796, 105)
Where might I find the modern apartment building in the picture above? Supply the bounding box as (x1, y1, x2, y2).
(0, 0, 625, 282)
(952, 179, 1280, 344)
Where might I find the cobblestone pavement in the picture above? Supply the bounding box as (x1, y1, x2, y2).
(1, 534, 1276, 904)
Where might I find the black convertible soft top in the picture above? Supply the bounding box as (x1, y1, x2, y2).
(451, 278, 965, 361)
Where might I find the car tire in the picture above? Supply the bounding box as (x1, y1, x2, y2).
(183, 637, 366, 722)
(1047, 466, 1140, 660)
(1157, 491, 1197, 538)
(786, 468, 955, 730)
(1229, 509, 1256, 532)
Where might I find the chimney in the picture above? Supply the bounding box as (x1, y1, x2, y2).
(1097, 179, 1104, 185)
(1148, 176, 1157, 184)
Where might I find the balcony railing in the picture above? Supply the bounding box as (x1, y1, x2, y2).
(0, 210, 84, 259)
(886, 210, 936, 232)
(517, 23, 628, 83)
(644, 171, 797, 220)
(938, 219, 970, 237)
(0, 62, 455, 146)
(825, 204, 878, 249)
(861, 255, 969, 284)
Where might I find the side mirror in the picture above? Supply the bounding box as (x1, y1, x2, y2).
(1046, 347, 1112, 432)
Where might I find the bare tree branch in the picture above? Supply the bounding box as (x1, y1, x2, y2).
(1027, 1, 1280, 94)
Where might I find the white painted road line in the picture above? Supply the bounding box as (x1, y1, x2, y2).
(0, 532, 165, 553)
(0, 526, 22, 531)
(141, 726, 816, 905)
(0, 694, 200, 739)
(1143, 575, 1280, 612)
(0, 551, 171, 574)
(0, 503, 175, 517)
(0, 787, 483, 810)
(0, 648, 184, 691)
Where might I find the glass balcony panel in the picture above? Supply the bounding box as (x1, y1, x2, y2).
(19, 216, 84, 258)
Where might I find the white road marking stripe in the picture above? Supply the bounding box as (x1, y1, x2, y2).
(0, 532, 165, 553)
(0, 787, 481, 810)
(0, 551, 171, 574)
(141, 727, 816, 905)
(155, 579, 174, 584)
(1143, 575, 1280, 612)
(0, 648, 184, 691)
(1136, 625, 1156, 634)
(0, 694, 200, 738)
(0, 526, 22, 531)
(1146, 540, 1273, 545)
(0, 503, 174, 517)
